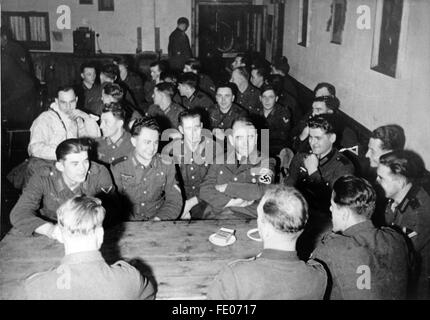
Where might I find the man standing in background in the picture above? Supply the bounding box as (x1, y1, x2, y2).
(168, 17, 193, 72)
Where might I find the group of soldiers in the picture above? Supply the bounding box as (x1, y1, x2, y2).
(6, 47, 430, 300)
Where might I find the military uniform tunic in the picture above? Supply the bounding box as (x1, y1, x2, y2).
(208, 103, 247, 131)
(181, 90, 214, 111)
(384, 184, 430, 299)
(95, 131, 134, 165)
(286, 148, 354, 212)
(198, 73, 216, 99)
(207, 249, 327, 300)
(259, 103, 292, 156)
(312, 220, 410, 300)
(24, 251, 155, 300)
(235, 84, 261, 114)
(146, 102, 185, 130)
(199, 151, 275, 218)
(111, 153, 182, 221)
(10, 162, 115, 236)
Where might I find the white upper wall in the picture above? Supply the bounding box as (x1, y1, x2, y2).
(283, 0, 430, 166)
(1, 0, 191, 54)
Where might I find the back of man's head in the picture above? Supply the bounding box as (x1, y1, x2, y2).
(379, 150, 425, 183)
(258, 186, 308, 235)
(371, 125, 406, 152)
(332, 175, 376, 219)
(57, 195, 105, 237)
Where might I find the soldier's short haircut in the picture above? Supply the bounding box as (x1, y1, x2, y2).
(102, 83, 124, 101)
(102, 102, 126, 122)
(314, 82, 336, 97)
(232, 116, 256, 130)
(56, 138, 90, 161)
(177, 17, 189, 26)
(261, 186, 308, 233)
(371, 125, 406, 152)
(307, 114, 338, 135)
(130, 116, 160, 137)
(185, 58, 201, 72)
(57, 195, 105, 236)
(150, 60, 169, 73)
(260, 84, 278, 97)
(160, 70, 179, 84)
(235, 53, 250, 67)
(272, 56, 290, 75)
(252, 65, 270, 80)
(80, 61, 97, 74)
(332, 175, 376, 219)
(216, 82, 238, 97)
(113, 55, 130, 68)
(100, 63, 119, 81)
(178, 72, 199, 89)
(178, 109, 202, 125)
(56, 86, 75, 97)
(312, 95, 340, 112)
(233, 67, 250, 81)
(155, 82, 175, 98)
(379, 150, 425, 183)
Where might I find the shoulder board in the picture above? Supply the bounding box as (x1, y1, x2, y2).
(112, 156, 128, 167)
(227, 256, 257, 267)
(40, 165, 56, 177)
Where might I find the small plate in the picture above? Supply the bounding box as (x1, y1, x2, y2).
(209, 233, 237, 246)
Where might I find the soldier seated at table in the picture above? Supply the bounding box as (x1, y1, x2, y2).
(311, 175, 410, 300)
(199, 117, 275, 219)
(286, 114, 355, 214)
(183, 58, 217, 99)
(377, 150, 430, 299)
(24, 195, 155, 300)
(258, 84, 292, 157)
(101, 83, 142, 129)
(94, 103, 134, 166)
(10, 138, 116, 240)
(177, 72, 214, 112)
(146, 82, 185, 132)
(111, 117, 183, 221)
(209, 83, 248, 148)
(172, 109, 219, 220)
(207, 185, 327, 300)
(230, 67, 261, 114)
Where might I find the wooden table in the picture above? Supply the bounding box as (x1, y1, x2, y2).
(0, 220, 262, 300)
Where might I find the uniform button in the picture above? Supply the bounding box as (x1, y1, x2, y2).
(141, 203, 145, 206)
(112, 146, 116, 149)
(220, 170, 223, 174)
(190, 158, 194, 162)
(192, 186, 196, 189)
(144, 191, 147, 194)
(144, 178, 147, 181)
(111, 157, 115, 161)
(234, 177, 238, 181)
(161, 172, 164, 175)
(191, 176, 195, 179)
(220, 122, 224, 126)
(190, 167, 194, 171)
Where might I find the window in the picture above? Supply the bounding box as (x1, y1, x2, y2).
(98, 0, 114, 11)
(79, 0, 93, 4)
(298, 0, 311, 47)
(371, 0, 409, 78)
(2, 11, 50, 50)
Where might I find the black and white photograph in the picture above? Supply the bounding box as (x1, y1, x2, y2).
(0, 0, 429, 305)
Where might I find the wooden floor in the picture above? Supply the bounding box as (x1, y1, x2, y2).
(0, 219, 262, 300)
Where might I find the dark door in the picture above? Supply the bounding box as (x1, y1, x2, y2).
(197, 4, 265, 60)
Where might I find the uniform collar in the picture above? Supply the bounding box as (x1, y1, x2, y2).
(392, 183, 413, 208)
(260, 249, 300, 261)
(342, 220, 374, 237)
(61, 250, 104, 265)
(318, 148, 337, 166)
(132, 152, 158, 169)
(55, 170, 85, 193)
(105, 130, 128, 147)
